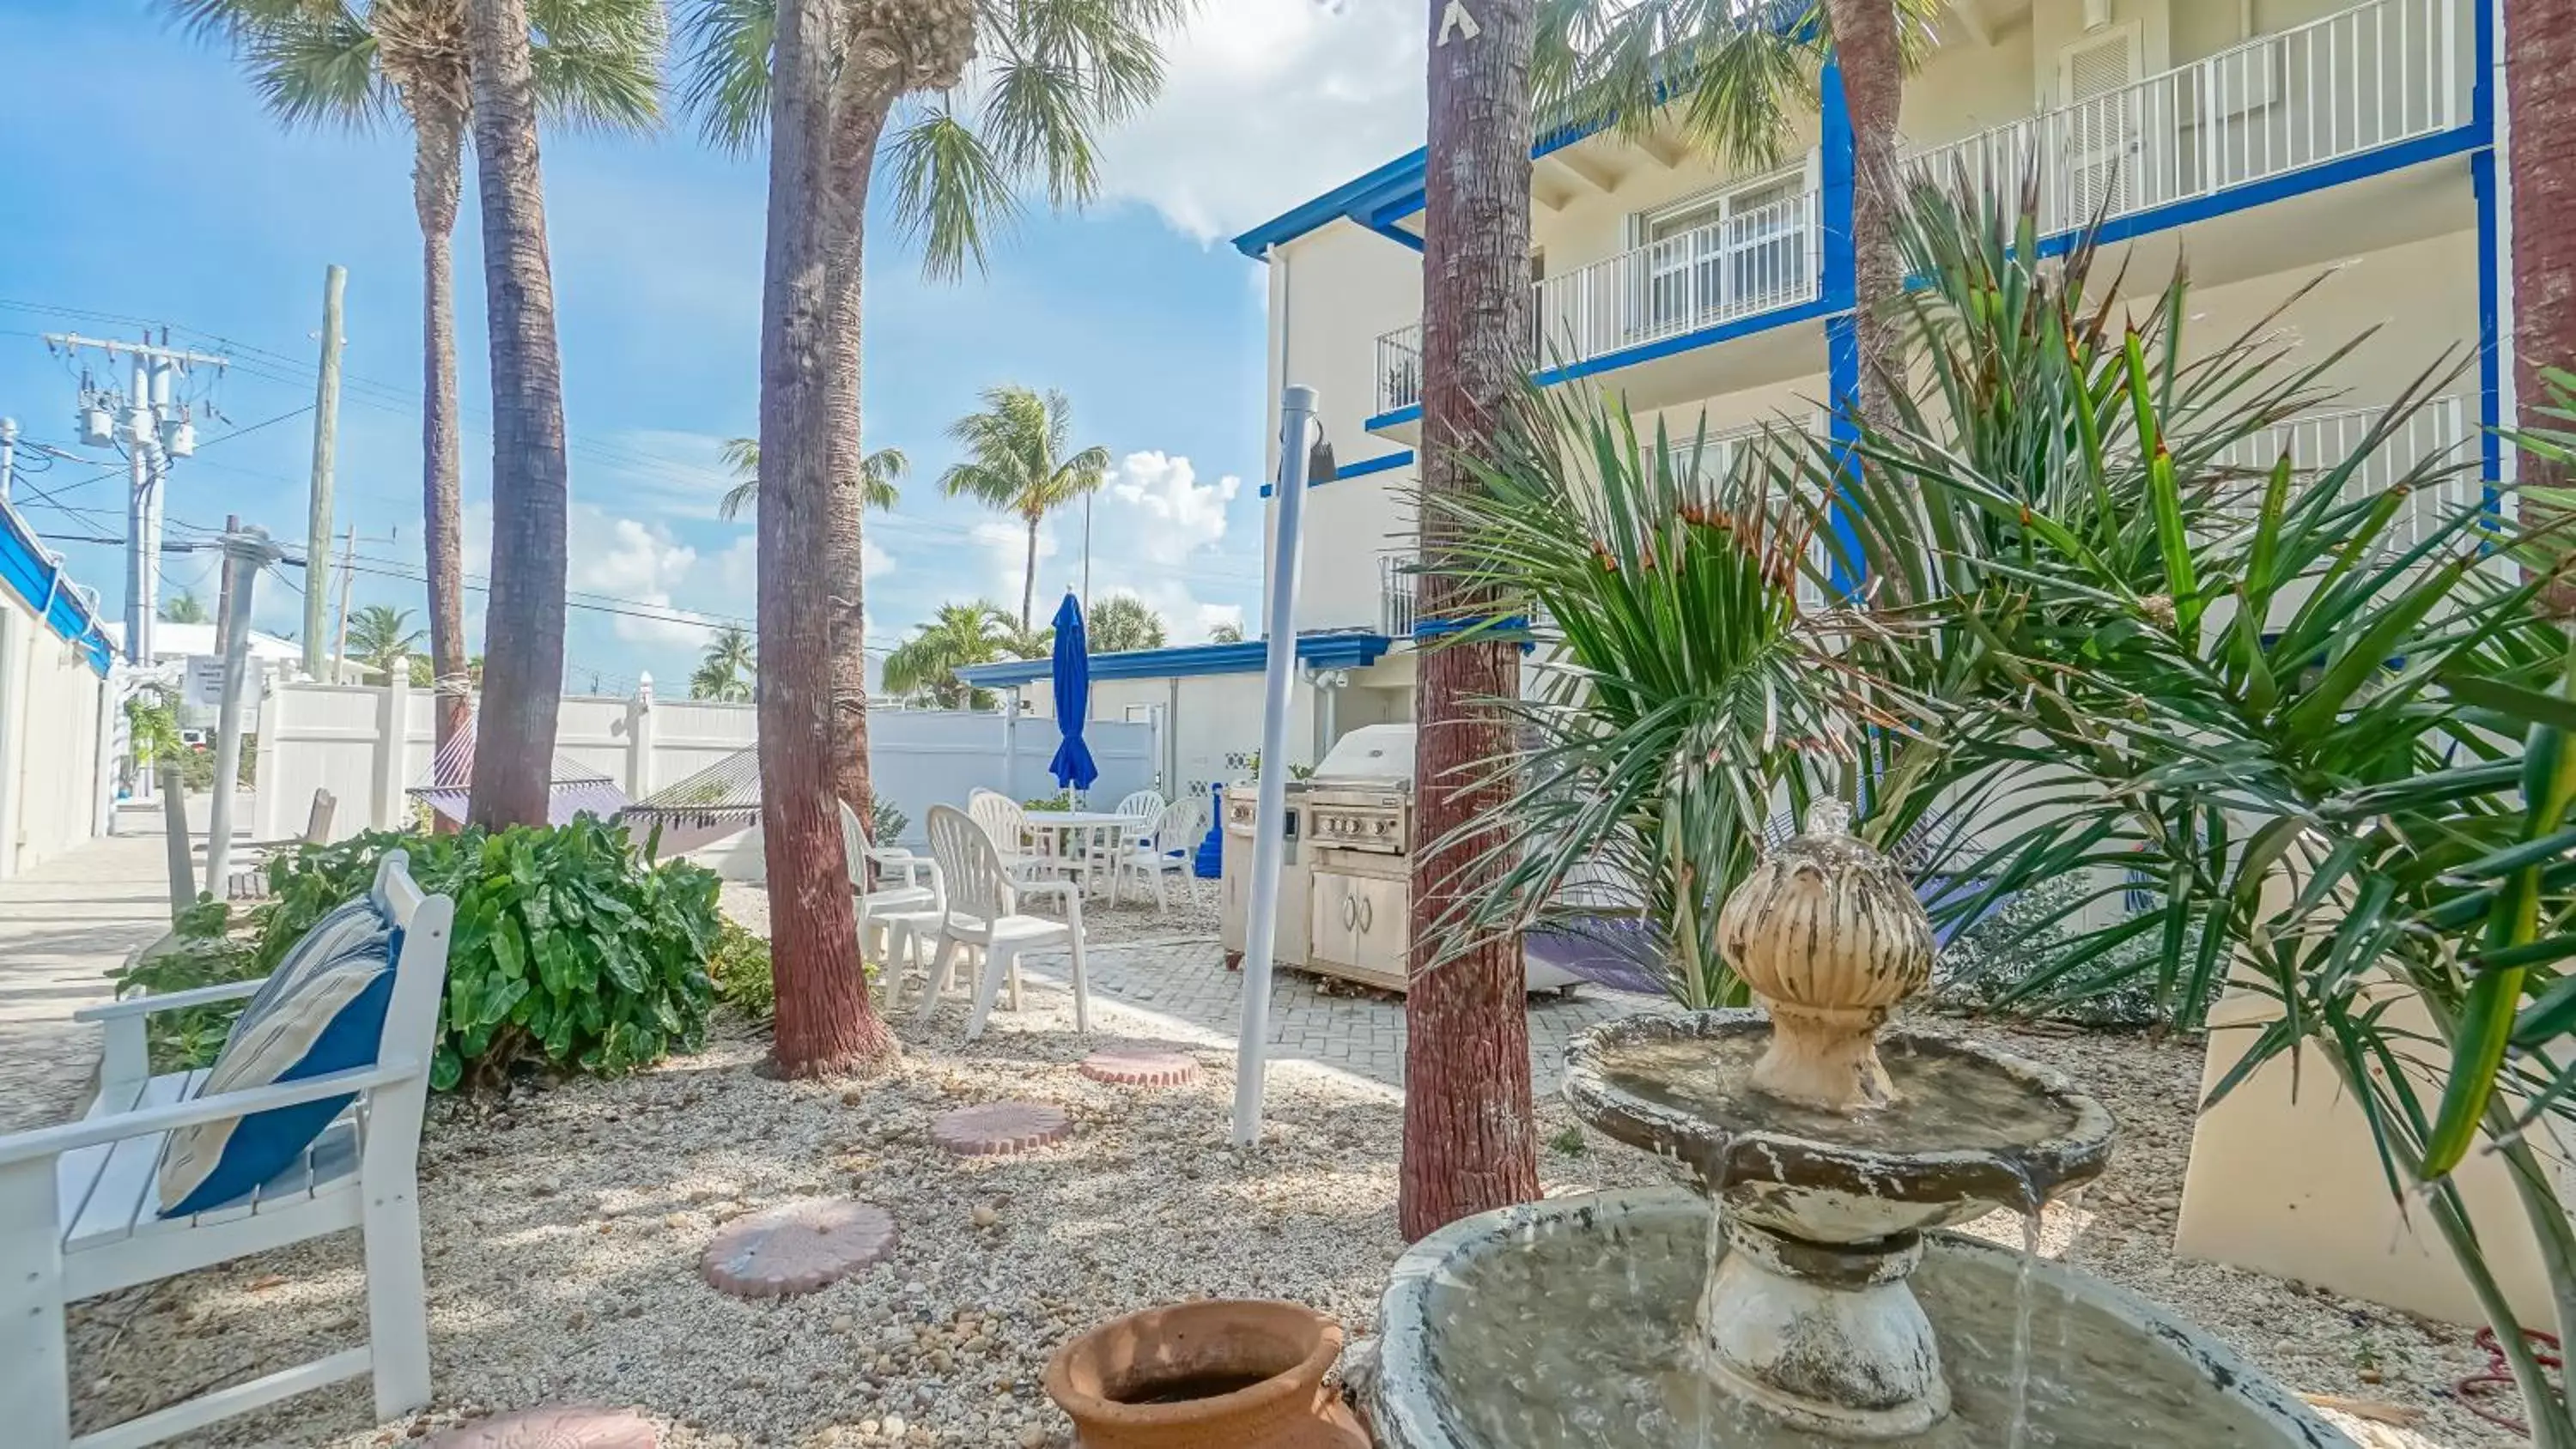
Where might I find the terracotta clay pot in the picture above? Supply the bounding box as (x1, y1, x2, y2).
(1043, 1300, 1370, 1449)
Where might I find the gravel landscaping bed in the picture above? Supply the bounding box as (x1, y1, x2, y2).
(64, 897, 2516, 1448)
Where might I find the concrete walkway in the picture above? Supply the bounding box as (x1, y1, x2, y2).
(0, 808, 185, 1132)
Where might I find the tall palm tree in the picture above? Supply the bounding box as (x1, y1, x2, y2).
(2506, 0, 2576, 613)
(690, 623, 757, 700)
(1403, 0, 1542, 1242)
(466, 0, 659, 826)
(165, 0, 660, 778)
(1533, 0, 1935, 427)
(1084, 593, 1165, 653)
(347, 603, 427, 677)
(158, 591, 210, 625)
(881, 600, 1015, 709)
(939, 385, 1113, 631)
(715, 435, 906, 518)
(677, 0, 1184, 1076)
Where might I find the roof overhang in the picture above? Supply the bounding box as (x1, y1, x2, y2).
(956, 632, 1397, 688)
(0, 499, 115, 676)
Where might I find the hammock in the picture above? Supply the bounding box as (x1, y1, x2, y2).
(617, 744, 764, 857)
(406, 716, 631, 831)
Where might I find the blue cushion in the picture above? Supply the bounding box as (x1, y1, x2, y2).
(222, 897, 386, 1050)
(159, 907, 395, 1217)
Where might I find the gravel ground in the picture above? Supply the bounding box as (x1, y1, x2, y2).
(64, 894, 2520, 1449)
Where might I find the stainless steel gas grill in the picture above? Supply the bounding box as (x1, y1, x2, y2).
(1220, 724, 1580, 995)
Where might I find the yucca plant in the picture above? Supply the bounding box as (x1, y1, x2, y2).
(1410, 388, 1916, 1007)
(1826, 167, 2576, 1438)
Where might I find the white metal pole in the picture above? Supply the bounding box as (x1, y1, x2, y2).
(0, 417, 17, 503)
(1232, 385, 1318, 1147)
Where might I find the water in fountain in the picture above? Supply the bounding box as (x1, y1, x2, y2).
(1411, 1197, 2303, 1447)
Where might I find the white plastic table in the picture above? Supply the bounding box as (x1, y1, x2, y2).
(1019, 809, 1148, 897)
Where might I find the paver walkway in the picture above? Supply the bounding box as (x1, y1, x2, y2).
(1014, 934, 1663, 1094)
(0, 808, 184, 1132)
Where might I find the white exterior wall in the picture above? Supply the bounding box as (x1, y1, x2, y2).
(0, 602, 105, 879)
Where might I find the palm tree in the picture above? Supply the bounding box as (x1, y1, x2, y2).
(1534, 0, 1933, 427)
(690, 623, 756, 700)
(939, 385, 1113, 631)
(1207, 621, 1243, 644)
(680, 0, 1180, 1076)
(2506, 0, 2576, 613)
(881, 600, 1014, 710)
(1085, 593, 1165, 653)
(347, 603, 427, 678)
(1404, 0, 1542, 1241)
(715, 435, 906, 518)
(165, 0, 660, 780)
(158, 591, 210, 625)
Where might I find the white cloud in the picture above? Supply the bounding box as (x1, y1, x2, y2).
(572, 511, 715, 647)
(1094, 0, 1427, 244)
(1099, 451, 1240, 565)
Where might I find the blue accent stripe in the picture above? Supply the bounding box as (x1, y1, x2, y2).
(0, 500, 114, 676)
(1260, 449, 1412, 500)
(1364, 217, 1425, 253)
(956, 633, 1396, 688)
(2475, 148, 2505, 505)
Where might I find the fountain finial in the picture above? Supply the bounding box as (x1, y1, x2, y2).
(1717, 801, 1935, 1112)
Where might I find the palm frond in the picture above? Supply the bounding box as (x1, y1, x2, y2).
(672, 0, 774, 152)
(529, 0, 665, 131)
(887, 100, 1016, 281)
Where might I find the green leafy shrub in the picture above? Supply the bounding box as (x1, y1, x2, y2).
(109, 895, 262, 1071)
(708, 920, 775, 1021)
(256, 816, 720, 1092)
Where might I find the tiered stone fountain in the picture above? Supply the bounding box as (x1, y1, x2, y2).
(1364, 809, 2354, 1448)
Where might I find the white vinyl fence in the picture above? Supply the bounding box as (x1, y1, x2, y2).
(252, 672, 1155, 873)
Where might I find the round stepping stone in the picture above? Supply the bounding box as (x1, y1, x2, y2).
(932, 1100, 1072, 1156)
(428, 1407, 659, 1449)
(1079, 1046, 1200, 1088)
(700, 1197, 897, 1298)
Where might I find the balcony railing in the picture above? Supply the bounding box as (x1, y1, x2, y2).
(1907, 0, 2467, 239)
(2215, 395, 2475, 553)
(1373, 189, 1824, 416)
(1380, 553, 1418, 640)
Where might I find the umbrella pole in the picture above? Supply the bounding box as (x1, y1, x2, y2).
(1232, 385, 1319, 1147)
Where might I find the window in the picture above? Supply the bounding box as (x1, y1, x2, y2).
(1634, 171, 1810, 336)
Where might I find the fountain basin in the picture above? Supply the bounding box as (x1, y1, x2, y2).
(1564, 1011, 2116, 1242)
(1367, 1188, 2354, 1448)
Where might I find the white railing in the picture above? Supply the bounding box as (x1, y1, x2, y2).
(1371, 190, 1823, 415)
(1908, 0, 2466, 238)
(2214, 395, 2475, 552)
(1380, 553, 1418, 639)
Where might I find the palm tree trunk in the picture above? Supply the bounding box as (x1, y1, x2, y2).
(463, 0, 570, 829)
(1825, 0, 1905, 433)
(823, 83, 897, 837)
(1021, 515, 1041, 634)
(411, 106, 473, 784)
(1401, 0, 1540, 1244)
(758, 0, 894, 1076)
(2508, 0, 2576, 612)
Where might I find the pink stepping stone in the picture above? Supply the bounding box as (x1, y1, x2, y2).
(932, 1100, 1072, 1156)
(700, 1197, 898, 1298)
(428, 1407, 659, 1449)
(1080, 1046, 1201, 1088)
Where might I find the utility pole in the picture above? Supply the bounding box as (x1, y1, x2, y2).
(304, 264, 345, 678)
(331, 524, 357, 682)
(0, 417, 16, 503)
(40, 332, 228, 664)
(197, 525, 289, 889)
(212, 512, 242, 647)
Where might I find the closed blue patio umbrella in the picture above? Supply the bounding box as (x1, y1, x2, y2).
(1047, 591, 1099, 791)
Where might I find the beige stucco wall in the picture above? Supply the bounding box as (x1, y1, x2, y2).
(0, 599, 105, 879)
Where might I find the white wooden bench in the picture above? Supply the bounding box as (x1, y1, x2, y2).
(0, 851, 454, 1449)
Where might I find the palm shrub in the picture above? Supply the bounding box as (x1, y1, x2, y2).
(1820, 168, 2576, 1438)
(1412, 390, 1911, 1006)
(255, 818, 721, 1092)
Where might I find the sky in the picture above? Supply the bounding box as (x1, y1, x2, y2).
(0, 0, 1433, 694)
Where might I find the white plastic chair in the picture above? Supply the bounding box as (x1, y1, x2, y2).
(966, 790, 1061, 886)
(1113, 789, 1167, 841)
(1115, 796, 1208, 915)
(842, 802, 936, 961)
(917, 804, 1091, 1039)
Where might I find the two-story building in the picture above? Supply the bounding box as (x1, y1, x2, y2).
(964, 0, 2506, 801)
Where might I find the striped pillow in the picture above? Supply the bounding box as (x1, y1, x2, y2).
(158, 909, 396, 1217)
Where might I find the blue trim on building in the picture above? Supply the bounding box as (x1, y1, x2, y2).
(1259, 448, 1412, 499)
(1818, 61, 1856, 313)
(0, 501, 114, 676)
(2475, 148, 2505, 505)
(1824, 314, 1866, 599)
(957, 632, 1397, 688)
(1363, 218, 1426, 253)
